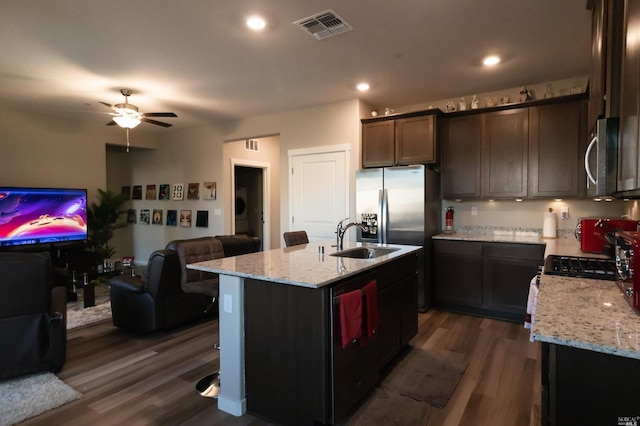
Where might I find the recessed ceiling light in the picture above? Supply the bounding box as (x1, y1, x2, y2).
(247, 16, 266, 31)
(356, 82, 370, 92)
(483, 55, 500, 66)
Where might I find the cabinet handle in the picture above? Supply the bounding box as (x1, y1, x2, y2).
(584, 134, 598, 185)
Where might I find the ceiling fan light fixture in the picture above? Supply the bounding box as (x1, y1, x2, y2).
(113, 114, 141, 129)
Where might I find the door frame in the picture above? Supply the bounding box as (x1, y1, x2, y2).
(230, 158, 271, 250)
(287, 144, 351, 236)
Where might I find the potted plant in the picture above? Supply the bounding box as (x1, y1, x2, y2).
(87, 188, 128, 260)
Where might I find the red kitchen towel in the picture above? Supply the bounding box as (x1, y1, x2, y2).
(339, 290, 362, 348)
(363, 280, 378, 338)
(359, 280, 378, 347)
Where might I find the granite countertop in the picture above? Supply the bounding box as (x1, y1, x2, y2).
(533, 274, 640, 360)
(433, 232, 610, 259)
(187, 241, 421, 289)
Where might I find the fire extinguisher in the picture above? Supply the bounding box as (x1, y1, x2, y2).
(445, 207, 454, 233)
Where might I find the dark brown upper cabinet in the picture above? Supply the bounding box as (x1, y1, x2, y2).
(361, 111, 439, 168)
(529, 99, 587, 198)
(587, 0, 623, 131)
(482, 108, 529, 199)
(442, 95, 587, 200)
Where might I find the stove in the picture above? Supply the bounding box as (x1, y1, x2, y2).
(543, 255, 617, 281)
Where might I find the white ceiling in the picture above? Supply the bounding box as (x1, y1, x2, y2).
(0, 0, 591, 133)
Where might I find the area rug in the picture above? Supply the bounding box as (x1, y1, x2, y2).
(345, 388, 430, 426)
(380, 346, 468, 408)
(0, 372, 82, 426)
(66, 301, 112, 330)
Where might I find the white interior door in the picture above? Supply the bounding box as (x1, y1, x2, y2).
(290, 149, 348, 242)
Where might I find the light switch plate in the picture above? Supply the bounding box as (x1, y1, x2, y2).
(223, 294, 232, 313)
(560, 207, 569, 220)
(471, 207, 478, 216)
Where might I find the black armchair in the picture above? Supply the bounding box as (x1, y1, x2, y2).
(0, 252, 66, 380)
(108, 249, 211, 333)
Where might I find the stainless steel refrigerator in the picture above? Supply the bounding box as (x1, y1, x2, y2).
(356, 165, 440, 311)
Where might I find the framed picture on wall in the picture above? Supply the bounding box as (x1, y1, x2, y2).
(166, 210, 177, 226)
(132, 185, 142, 200)
(172, 184, 184, 200)
(196, 210, 209, 227)
(146, 184, 157, 200)
(180, 210, 192, 227)
(127, 209, 137, 224)
(187, 182, 200, 200)
(152, 209, 163, 225)
(159, 184, 170, 200)
(140, 209, 150, 225)
(121, 186, 131, 200)
(203, 182, 216, 200)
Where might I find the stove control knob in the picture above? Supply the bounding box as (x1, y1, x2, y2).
(626, 287, 634, 298)
(616, 248, 632, 279)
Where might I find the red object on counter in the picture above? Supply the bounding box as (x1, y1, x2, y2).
(577, 218, 638, 253)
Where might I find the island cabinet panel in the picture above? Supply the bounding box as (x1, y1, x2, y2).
(482, 108, 529, 199)
(542, 343, 640, 426)
(244, 279, 332, 426)
(441, 114, 482, 199)
(244, 253, 418, 426)
(529, 100, 587, 198)
(434, 240, 543, 322)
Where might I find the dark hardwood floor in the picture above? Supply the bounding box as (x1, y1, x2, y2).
(22, 310, 541, 425)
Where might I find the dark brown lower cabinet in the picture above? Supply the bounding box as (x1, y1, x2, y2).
(542, 343, 640, 425)
(244, 253, 418, 426)
(434, 240, 544, 322)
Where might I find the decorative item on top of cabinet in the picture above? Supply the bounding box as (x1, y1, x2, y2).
(519, 86, 532, 102)
(361, 110, 440, 168)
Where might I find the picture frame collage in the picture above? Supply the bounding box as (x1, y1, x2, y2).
(122, 182, 216, 228)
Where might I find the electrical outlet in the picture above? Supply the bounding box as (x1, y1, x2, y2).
(561, 207, 569, 220)
(471, 207, 478, 216)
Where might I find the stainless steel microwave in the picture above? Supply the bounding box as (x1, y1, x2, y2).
(585, 117, 619, 198)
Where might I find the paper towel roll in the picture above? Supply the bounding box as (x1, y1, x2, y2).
(543, 212, 557, 239)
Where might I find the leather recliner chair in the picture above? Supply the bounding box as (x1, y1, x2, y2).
(108, 249, 211, 333)
(0, 252, 67, 380)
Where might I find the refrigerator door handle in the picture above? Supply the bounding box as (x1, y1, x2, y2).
(380, 189, 388, 244)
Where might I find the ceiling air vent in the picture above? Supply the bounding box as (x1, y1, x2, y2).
(294, 10, 353, 40)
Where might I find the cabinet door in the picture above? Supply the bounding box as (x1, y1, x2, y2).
(482, 109, 529, 198)
(399, 274, 418, 347)
(482, 243, 543, 321)
(362, 120, 395, 168)
(395, 114, 436, 165)
(618, 0, 640, 192)
(377, 281, 400, 368)
(433, 240, 483, 308)
(529, 100, 586, 198)
(442, 114, 482, 199)
(588, 0, 606, 129)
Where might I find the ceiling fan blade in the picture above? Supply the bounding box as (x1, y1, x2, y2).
(144, 112, 177, 118)
(142, 117, 173, 127)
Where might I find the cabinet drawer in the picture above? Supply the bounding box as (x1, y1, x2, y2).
(483, 243, 544, 261)
(434, 239, 482, 256)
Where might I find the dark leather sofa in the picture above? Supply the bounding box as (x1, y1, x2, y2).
(0, 252, 67, 379)
(108, 234, 261, 333)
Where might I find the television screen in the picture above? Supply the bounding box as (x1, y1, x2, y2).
(0, 187, 88, 248)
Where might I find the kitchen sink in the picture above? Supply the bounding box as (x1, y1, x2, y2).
(330, 247, 399, 259)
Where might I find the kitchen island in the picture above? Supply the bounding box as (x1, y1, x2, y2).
(188, 240, 422, 425)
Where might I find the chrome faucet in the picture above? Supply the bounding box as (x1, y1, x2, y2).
(336, 218, 366, 251)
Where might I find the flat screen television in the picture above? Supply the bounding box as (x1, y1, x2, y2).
(0, 187, 88, 249)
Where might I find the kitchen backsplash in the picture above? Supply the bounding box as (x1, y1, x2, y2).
(441, 199, 630, 237)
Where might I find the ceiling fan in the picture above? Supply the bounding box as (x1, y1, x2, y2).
(99, 89, 177, 151)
